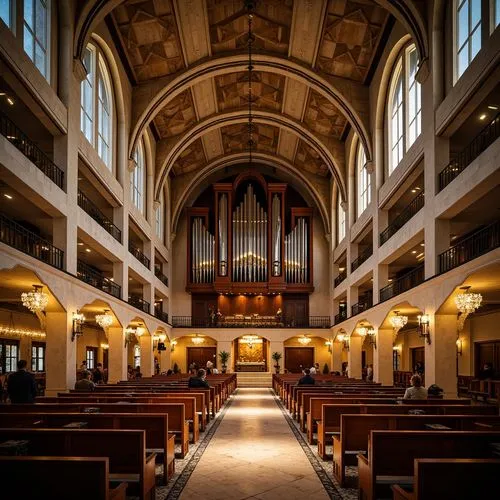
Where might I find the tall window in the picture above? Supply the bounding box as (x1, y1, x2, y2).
(134, 345, 141, 369)
(23, 0, 50, 80)
(131, 139, 145, 214)
(31, 342, 45, 372)
(338, 194, 346, 243)
(456, 0, 481, 78)
(495, 0, 500, 29)
(0, 0, 12, 28)
(388, 44, 421, 174)
(80, 43, 113, 169)
(357, 143, 371, 217)
(86, 347, 97, 370)
(155, 190, 164, 241)
(0, 339, 19, 374)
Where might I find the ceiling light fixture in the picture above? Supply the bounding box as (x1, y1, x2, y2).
(297, 334, 311, 345)
(455, 286, 482, 330)
(390, 311, 408, 343)
(488, 105, 499, 110)
(337, 333, 349, 350)
(192, 334, 205, 345)
(4, 194, 12, 199)
(95, 309, 113, 330)
(6, 97, 14, 105)
(21, 284, 49, 313)
(479, 114, 487, 120)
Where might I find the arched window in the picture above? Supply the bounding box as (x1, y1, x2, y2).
(388, 44, 421, 174)
(338, 194, 346, 243)
(155, 190, 164, 242)
(357, 143, 370, 217)
(133, 344, 140, 369)
(80, 43, 113, 169)
(455, 0, 481, 79)
(131, 139, 146, 214)
(23, 0, 50, 80)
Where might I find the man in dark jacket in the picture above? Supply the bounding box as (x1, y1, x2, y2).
(297, 368, 315, 385)
(188, 368, 210, 388)
(7, 359, 37, 403)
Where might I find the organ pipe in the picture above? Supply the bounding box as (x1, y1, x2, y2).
(271, 194, 281, 276)
(285, 218, 309, 284)
(191, 218, 215, 283)
(218, 194, 228, 276)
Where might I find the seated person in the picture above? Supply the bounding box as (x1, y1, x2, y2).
(297, 368, 315, 385)
(188, 368, 210, 388)
(403, 374, 427, 400)
(74, 370, 95, 391)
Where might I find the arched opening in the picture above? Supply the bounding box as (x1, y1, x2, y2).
(170, 334, 217, 374)
(283, 334, 331, 374)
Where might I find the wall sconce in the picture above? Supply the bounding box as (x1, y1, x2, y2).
(170, 339, 177, 352)
(417, 313, 431, 344)
(71, 310, 86, 341)
(337, 333, 349, 351)
(124, 326, 136, 347)
(456, 337, 463, 356)
(325, 340, 332, 353)
(100, 343, 109, 349)
(367, 327, 377, 349)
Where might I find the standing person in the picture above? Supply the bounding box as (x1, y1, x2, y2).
(367, 364, 374, 382)
(135, 366, 143, 379)
(403, 374, 428, 400)
(92, 363, 104, 384)
(309, 364, 317, 375)
(297, 368, 315, 385)
(7, 360, 37, 403)
(74, 370, 95, 392)
(188, 369, 210, 388)
(206, 360, 214, 375)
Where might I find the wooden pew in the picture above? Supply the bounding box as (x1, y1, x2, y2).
(391, 458, 500, 500)
(333, 413, 500, 486)
(0, 456, 127, 500)
(357, 431, 500, 500)
(0, 412, 175, 484)
(0, 428, 156, 500)
(0, 402, 190, 458)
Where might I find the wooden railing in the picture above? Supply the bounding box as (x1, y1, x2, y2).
(171, 316, 330, 328)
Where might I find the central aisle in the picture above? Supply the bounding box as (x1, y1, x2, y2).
(179, 388, 330, 499)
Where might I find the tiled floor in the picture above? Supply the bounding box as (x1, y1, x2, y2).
(179, 388, 330, 500)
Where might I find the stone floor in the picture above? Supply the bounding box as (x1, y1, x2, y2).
(179, 388, 330, 500)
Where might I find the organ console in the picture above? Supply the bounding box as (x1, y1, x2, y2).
(186, 172, 313, 294)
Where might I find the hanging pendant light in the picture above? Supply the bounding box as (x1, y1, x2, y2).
(21, 284, 49, 313)
(297, 334, 311, 345)
(95, 309, 113, 330)
(455, 286, 482, 330)
(390, 310, 408, 332)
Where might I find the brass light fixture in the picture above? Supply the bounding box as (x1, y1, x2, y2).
(417, 313, 431, 344)
(72, 310, 86, 341)
(21, 284, 49, 313)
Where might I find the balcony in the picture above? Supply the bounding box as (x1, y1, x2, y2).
(0, 212, 64, 269)
(438, 113, 500, 191)
(77, 190, 121, 242)
(0, 110, 64, 189)
(129, 295, 150, 314)
(334, 310, 347, 325)
(129, 242, 150, 269)
(154, 308, 169, 323)
(379, 192, 425, 246)
(171, 316, 330, 328)
(380, 264, 425, 302)
(351, 245, 373, 273)
(439, 220, 500, 274)
(334, 269, 346, 287)
(351, 291, 373, 316)
(154, 266, 169, 287)
(77, 260, 121, 298)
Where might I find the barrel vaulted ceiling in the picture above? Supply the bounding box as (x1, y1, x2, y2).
(76, 0, 429, 223)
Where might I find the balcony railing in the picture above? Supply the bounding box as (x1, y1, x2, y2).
(171, 316, 330, 328)
(77, 260, 121, 298)
(334, 310, 347, 325)
(380, 264, 425, 302)
(154, 309, 169, 323)
(77, 190, 121, 242)
(129, 242, 150, 269)
(155, 266, 169, 287)
(351, 291, 373, 316)
(379, 191, 425, 246)
(0, 110, 64, 189)
(129, 295, 150, 314)
(438, 113, 500, 191)
(334, 269, 347, 287)
(439, 220, 500, 274)
(0, 212, 64, 270)
(351, 244, 373, 272)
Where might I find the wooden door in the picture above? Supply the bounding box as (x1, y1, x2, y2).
(411, 347, 425, 372)
(283, 295, 309, 326)
(475, 341, 500, 377)
(187, 347, 217, 370)
(284, 347, 314, 373)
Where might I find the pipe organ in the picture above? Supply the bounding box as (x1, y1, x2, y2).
(186, 172, 313, 293)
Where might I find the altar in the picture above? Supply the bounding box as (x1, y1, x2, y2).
(234, 335, 267, 372)
(236, 361, 266, 372)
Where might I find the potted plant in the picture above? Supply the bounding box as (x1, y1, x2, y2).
(323, 363, 330, 375)
(173, 362, 179, 374)
(272, 352, 282, 374)
(218, 350, 230, 373)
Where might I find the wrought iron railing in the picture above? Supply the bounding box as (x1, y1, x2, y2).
(128, 295, 150, 314)
(438, 113, 500, 191)
(351, 244, 373, 272)
(0, 212, 64, 269)
(351, 291, 373, 316)
(334, 269, 347, 287)
(439, 220, 500, 274)
(77, 190, 121, 242)
(334, 310, 347, 325)
(379, 191, 425, 246)
(171, 316, 330, 328)
(129, 242, 150, 269)
(380, 264, 425, 302)
(77, 260, 121, 298)
(154, 309, 169, 323)
(154, 266, 169, 287)
(0, 110, 64, 189)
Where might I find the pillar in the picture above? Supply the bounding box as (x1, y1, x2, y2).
(140, 334, 154, 377)
(425, 313, 458, 396)
(45, 311, 76, 395)
(216, 340, 232, 372)
(348, 336, 362, 379)
(108, 327, 127, 383)
(373, 328, 393, 386)
(270, 340, 284, 373)
(331, 342, 343, 373)
(158, 343, 171, 372)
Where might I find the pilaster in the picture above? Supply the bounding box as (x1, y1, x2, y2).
(373, 328, 393, 386)
(348, 336, 362, 379)
(108, 327, 127, 383)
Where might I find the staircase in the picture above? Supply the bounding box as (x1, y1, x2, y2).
(237, 371, 273, 387)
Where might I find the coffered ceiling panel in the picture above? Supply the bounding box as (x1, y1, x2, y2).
(172, 138, 207, 176)
(207, 0, 293, 55)
(294, 140, 329, 177)
(304, 90, 348, 139)
(215, 71, 285, 112)
(113, 0, 184, 81)
(221, 123, 279, 155)
(154, 89, 196, 138)
(317, 0, 388, 82)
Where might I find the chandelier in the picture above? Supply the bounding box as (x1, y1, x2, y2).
(455, 286, 482, 330)
(95, 309, 113, 330)
(192, 334, 205, 345)
(337, 333, 349, 350)
(390, 311, 408, 332)
(298, 335, 311, 345)
(357, 326, 368, 337)
(21, 284, 49, 313)
(242, 334, 259, 348)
